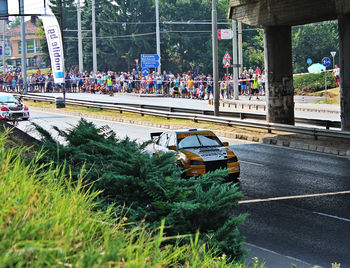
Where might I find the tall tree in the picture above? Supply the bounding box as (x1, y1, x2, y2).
(81, 0, 156, 72)
(8, 17, 21, 29)
(159, 0, 232, 75)
(292, 21, 338, 73)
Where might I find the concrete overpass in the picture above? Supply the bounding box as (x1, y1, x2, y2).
(229, 0, 350, 131)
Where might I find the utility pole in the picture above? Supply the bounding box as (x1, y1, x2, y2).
(155, 0, 161, 74)
(2, 20, 5, 74)
(212, 0, 219, 116)
(238, 22, 243, 75)
(58, 0, 66, 104)
(77, 0, 83, 72)
(232, 20, 239, 100)
(92, 0, 97, 74)
(19, 0, 27, 94)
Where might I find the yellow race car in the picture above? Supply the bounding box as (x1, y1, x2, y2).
(151, 129, 240, 182)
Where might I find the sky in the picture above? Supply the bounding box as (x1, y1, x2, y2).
(8, 0, 49, 19)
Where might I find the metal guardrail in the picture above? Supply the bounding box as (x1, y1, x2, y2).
(16, 93, 350, 140)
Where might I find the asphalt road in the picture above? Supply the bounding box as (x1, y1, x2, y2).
(18, 109, 350, 267)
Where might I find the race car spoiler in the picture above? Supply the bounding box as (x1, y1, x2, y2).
(150, 132, 163, 139)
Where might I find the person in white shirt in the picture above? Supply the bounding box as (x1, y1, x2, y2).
(333, 65, 340, 87)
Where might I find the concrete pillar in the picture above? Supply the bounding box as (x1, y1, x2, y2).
(339, 13, 350, 131)
(264, 26, 295, 125)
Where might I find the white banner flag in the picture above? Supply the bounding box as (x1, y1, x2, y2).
(42, 13, 65, 84)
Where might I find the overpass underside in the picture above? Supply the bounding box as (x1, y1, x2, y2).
(229, 0, 350, 131)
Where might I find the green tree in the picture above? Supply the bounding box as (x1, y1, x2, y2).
(8, 17, 21, 29)
(81, 0, 156, 72)
(292, 21, 338, 73)
(159, 0, 232, 75)
(242, 27, 264, 70)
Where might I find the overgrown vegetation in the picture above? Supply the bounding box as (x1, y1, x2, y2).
(294, 72, 336, 94)
(0, 131, 264, 267)
(32, 118, 247, 262)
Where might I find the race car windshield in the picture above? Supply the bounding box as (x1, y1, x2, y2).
(178, 134, 222, 149)
(0, 96, 20, 104)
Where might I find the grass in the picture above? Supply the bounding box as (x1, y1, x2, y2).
(311, 87, 340, 104)
(1, 130, 267, 267)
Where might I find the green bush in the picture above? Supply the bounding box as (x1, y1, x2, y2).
(33, 119, 247, 262)
(0, 131, 261, 267)
(293, 72, 336, 94)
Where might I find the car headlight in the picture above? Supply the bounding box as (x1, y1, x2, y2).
(191, 160, 204, 165)
(227, 156, 238, 163)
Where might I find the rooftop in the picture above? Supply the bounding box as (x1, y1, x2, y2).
(5, 20, 39, 37)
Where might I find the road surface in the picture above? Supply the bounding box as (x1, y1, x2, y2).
(17, 109, 350, 267)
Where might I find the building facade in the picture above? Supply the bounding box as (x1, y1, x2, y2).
(5, 17, 45, 69)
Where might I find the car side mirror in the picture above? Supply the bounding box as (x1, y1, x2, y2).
(222, 142, 229, 146)
(167, 145, 176, 151)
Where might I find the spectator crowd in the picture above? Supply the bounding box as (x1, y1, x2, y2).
(0, 66, 267, 100)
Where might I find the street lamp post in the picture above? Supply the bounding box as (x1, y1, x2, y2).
(212, 0, 219, 116)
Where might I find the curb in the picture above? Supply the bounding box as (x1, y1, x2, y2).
(221, 100, 340, 114)
(30, 107, 350, 157)
(262, 137, 349, 156)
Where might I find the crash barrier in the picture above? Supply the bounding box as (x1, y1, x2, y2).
(13, 93, 349, 140)
(55, 97, 66, 108)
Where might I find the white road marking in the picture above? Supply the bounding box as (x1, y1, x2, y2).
(240, 190, 350, 204)
(240, 160, 264, 167)
(244, 242, 315, 267)
(313, 212, 350, 223)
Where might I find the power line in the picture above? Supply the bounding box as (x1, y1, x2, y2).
(65, 31, 157, 39)
(64, 30, 215, 40)
(96, 20, 155, 25)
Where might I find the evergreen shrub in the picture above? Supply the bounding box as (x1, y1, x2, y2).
(33, 119, 247, 261)
(0, 131, 259, 267)
(294, 72, 336, 94)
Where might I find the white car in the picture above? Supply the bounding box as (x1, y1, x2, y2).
(0, 93, 30, 121)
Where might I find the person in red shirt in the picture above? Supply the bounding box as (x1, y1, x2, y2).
(256, 66, 261, 75)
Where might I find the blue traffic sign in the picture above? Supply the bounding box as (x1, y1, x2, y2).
(307, 58, 312, 65)
(141, 54, 160, 68)
(141, 68, 150, 76)
(322, 57, 331, 67)
(0, 46, 2, 56)
(136, 65, 140, 71)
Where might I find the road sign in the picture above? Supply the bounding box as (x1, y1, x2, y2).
(307, 58, 312, 65)
(222, 58, 230, 65)
(322, 57, 331, 67)
(223, 51, 232, 60)
(0, 46, 2, 56)
(136, 65, 140, 71)
(223, 61, 231, 68)
(141, 54, 160, 68)
(4, 46, 10, 56)
(331, 51, 337, 58)
(218, 29, 233, 40)
(141, 67, 150, 76)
